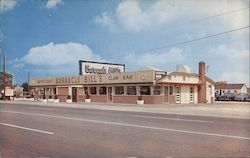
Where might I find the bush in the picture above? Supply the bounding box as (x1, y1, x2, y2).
(49, 95, 53, 99)
(86, 93, 90, 99)
(67, 95, 71, 99)
(138, 96, 142, 100)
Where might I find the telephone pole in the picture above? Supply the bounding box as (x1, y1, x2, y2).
(3, 51, 6, 101)
(28, 71, 30, 93)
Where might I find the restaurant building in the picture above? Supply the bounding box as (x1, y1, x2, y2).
(29, 61, 215, 104)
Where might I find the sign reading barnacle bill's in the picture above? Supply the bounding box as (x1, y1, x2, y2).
(29, 70, 155, 86)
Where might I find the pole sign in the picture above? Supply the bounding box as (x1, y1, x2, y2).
(79, 60, 125, 75)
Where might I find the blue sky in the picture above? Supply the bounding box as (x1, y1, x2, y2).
(0, 0, 249, 86)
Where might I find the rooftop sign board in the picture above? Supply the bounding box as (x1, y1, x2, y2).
(29, 70, 155, 86)
(79, 60, 125, 75)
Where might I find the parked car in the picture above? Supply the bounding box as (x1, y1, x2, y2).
(221, 93, 235, 101)
(245, 95, 250, 102)
(234, 93, 247, 101)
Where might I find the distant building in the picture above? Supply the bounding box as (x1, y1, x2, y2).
(215, 83, 248, 96)
(14, 85, 24, 97)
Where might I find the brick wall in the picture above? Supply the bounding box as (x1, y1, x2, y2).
(142, 96, 164, 104)
(113, 95, 164, 104)
(113, 96, 138, 104)
(89, 95, 107, 103)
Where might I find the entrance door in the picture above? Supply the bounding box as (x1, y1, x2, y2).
(108, 87, 112, 102)
(175, 86, 181, 104)
(190, 86, 194, 103)
(72, 87, 77, 102)
(164, 86, 169, 103)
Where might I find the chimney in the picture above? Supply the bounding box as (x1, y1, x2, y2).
(198, 61, 206, 103)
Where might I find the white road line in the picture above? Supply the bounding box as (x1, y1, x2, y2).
(0, 123, 54, 135)
(28, 107, 56, 111)
(1, 110, 249, 140)
(132, 115, 214, 123)
(62, 111, 213, 123)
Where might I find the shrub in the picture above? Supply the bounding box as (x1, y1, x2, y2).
(138, 96, 142, 100)
(86, 93, 90, 99)
(67, 95, 71, 99)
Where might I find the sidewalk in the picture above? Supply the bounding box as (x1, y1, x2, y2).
(1, 100, 250, 119)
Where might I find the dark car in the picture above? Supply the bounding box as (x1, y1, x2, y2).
(246, 95, 250, 102)
(235, 93, 247, 101)
(216, 93, 235, 101)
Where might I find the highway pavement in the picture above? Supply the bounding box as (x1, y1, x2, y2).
(0, 103, 249, 158)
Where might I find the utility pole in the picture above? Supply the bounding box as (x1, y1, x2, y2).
(3, 51, 6, 101)
(0, 49, 1, 100)
(27, 71, 30, 94)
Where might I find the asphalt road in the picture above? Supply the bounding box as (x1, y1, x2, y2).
(0, 103, 249, 158)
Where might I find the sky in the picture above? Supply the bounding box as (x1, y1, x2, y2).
(0, 0, 249, 86)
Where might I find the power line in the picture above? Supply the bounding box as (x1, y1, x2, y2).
(187, 7, 249, 24)
(108, 7, 249, 60)
(110, 26, 249, 59)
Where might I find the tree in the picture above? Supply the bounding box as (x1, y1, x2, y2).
(0, 72, 13, 92)
(22, 82, 29, 92)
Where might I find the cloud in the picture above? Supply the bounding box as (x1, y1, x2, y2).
(13, 42, 104, 76)
(219, 72, 249, 85)
(95, 12, 117, 31)
(121, 48, 185, 70)
(212, 44, 249, 72)
(0, 30, 3, 42)
(95, 0, 249, 32)
(0, 0, 17, 13)
(210, 44, 249, 85)
(45, 0, 63, 9)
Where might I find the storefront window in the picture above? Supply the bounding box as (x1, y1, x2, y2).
(99, 87, 107, 95)
(53, 88, 57, 95)
(115, 86, 124, 95)
(90, 87, 97, 95)
(154, 86, 161, 95)
(140, 86, 150, 95)
(84, 87, 88, 94)
(127, 86, 136, 95)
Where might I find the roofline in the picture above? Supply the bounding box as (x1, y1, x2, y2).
(215, 83, 247, 90)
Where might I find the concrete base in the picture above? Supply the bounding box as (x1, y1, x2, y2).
(137, 100, 144, 105)
(85, 99, 91, 103)
(54, 99, 59, 103)
(66, 99, 72, 103)
(42, 99, 47, 103)
(48, 99, 54, 103)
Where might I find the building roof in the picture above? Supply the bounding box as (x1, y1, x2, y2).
(168, 72, 215, 84)
(215, 83, 245, 90)
(156, 71, 215, 85)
